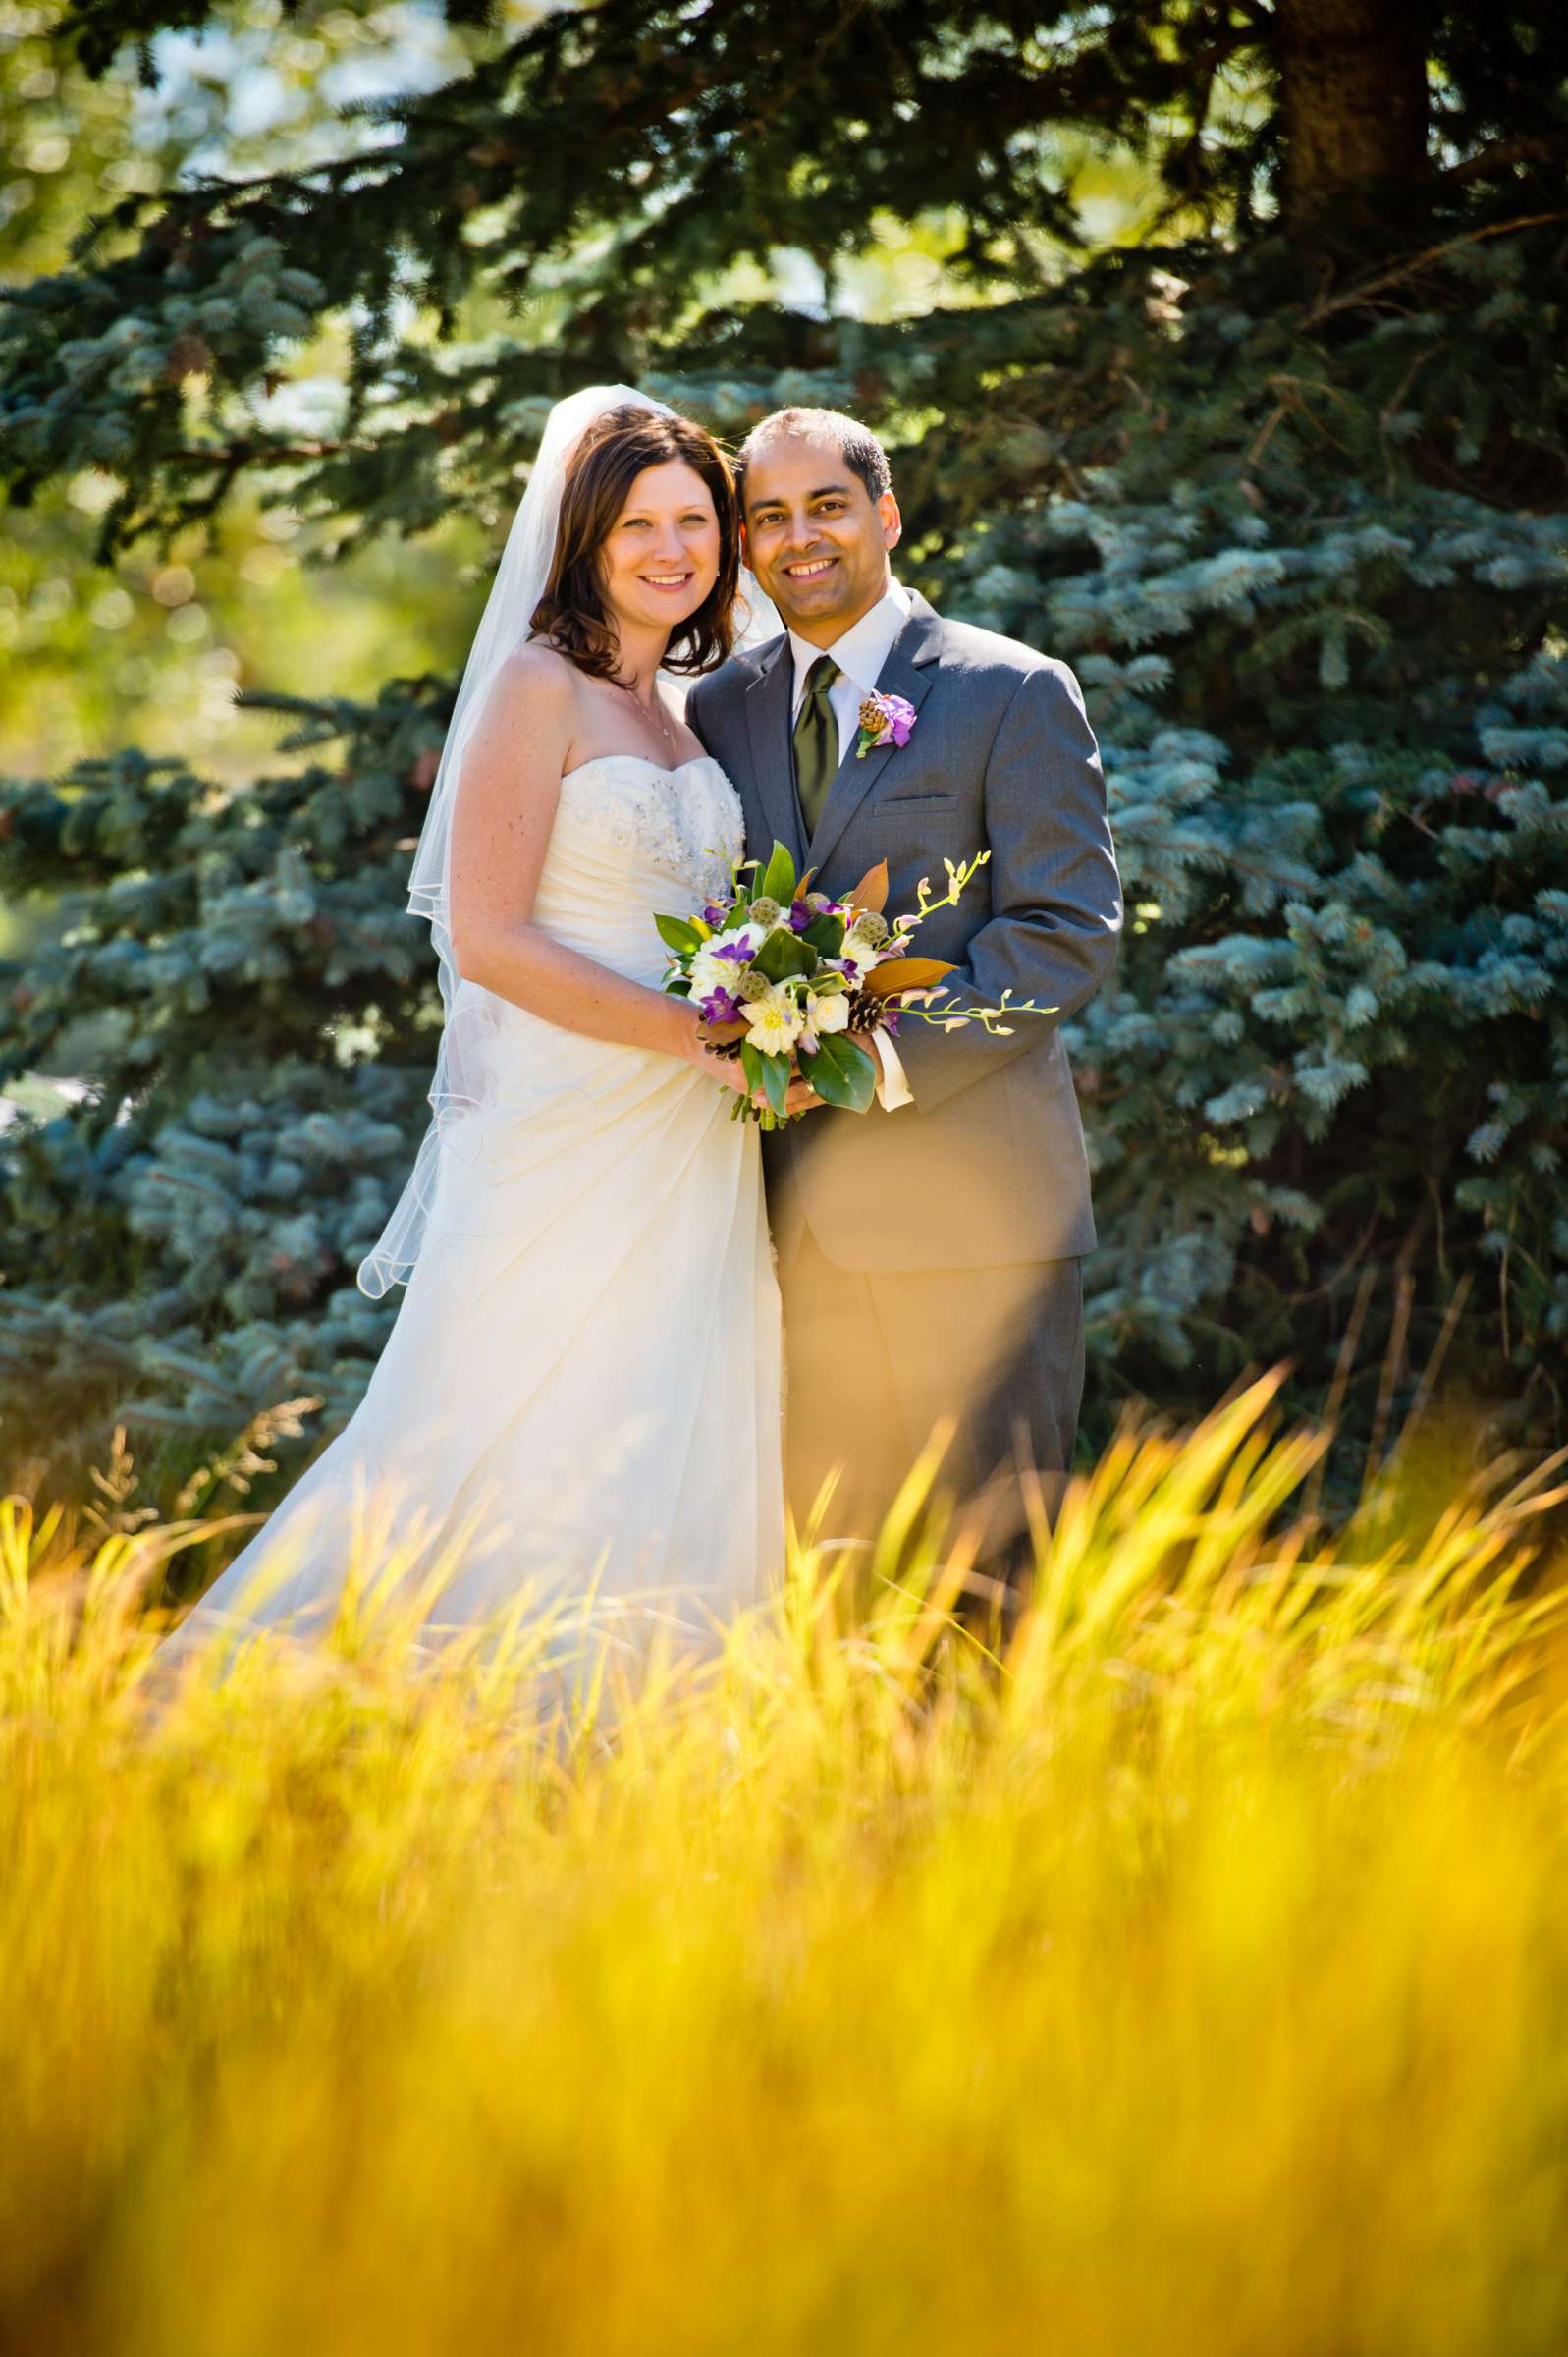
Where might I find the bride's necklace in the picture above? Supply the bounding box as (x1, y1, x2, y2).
(627, 680, 679, 762)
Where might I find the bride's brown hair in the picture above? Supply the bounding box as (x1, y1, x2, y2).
(529, 405, 740, 679)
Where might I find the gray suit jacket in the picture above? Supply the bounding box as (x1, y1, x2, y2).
(686, 588, 1122, 1272)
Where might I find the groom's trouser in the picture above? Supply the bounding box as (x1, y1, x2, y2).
(777, 1225, 1085, 1563)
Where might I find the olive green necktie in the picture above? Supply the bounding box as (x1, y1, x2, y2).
(792, 655, 842, 840)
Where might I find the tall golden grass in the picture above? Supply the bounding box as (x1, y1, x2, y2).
(4, 1371, 1568, 2356)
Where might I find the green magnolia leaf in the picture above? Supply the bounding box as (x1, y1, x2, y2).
(753, 930, 816, 983)
(760, 839, 796, 904)
(739, 1041, 764, 1099)
(758, 1050, 791, 1118)
(802, 912, 845, 958)
(655, 913, 702, 955)
(805, 1033, 877, 1113)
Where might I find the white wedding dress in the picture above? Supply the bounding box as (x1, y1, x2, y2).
(158, 751, 784, 1675)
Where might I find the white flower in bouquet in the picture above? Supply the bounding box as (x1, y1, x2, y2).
(739, 984, 804, 1058)
(808, 990, 851, 1035)
(688, 923, 760, 1003)
(838, 911, 892, 982)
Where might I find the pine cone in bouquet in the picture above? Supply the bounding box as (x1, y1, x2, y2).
(845, 983, 884, 1035)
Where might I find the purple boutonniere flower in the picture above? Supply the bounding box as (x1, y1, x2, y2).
(855, 689, 917, 760)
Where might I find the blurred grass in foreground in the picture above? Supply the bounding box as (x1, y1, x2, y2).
(4, 1372, 1568, 2357)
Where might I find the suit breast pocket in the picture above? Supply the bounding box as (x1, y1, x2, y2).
(879, 793, 958, 811)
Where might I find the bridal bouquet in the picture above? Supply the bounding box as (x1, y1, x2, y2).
(656, 839, 1048, 1127)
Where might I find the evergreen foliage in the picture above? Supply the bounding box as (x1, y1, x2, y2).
(2, 0, 1566, 1488)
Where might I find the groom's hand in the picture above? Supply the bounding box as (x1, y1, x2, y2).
(784, 1025, 882, 1116)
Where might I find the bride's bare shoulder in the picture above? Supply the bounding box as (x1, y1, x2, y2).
(464, 643, 583, 789)
(490, 638, 582, 716)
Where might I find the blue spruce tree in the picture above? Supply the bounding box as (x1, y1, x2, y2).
(2, 0, 1564, 1518)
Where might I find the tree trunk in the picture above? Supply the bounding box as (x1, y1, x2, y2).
(1274, 0, 1431, 225)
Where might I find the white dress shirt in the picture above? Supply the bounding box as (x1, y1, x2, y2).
(787, 576, 915, 1113)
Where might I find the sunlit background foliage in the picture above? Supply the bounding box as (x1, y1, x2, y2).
(1, 0, 1565, 1527)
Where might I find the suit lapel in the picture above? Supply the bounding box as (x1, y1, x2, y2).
(742, 636, 806, 872)
(805, 592, 945, 876)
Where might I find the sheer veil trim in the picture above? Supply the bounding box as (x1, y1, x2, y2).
(356, 387, 781, 1301)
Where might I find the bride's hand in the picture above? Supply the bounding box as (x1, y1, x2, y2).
(688, 1014, 773, 1110)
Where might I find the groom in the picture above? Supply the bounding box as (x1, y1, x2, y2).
(687, 408, 1122, 1567)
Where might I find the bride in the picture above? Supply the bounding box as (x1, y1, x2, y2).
(155, 387, 784, 1676)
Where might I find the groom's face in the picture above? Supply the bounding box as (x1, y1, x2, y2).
(741, 435, 901, 643)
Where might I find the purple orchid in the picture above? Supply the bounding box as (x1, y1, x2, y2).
(698, 987, 743, 1024)
(712, 938, 753, 964)
(787, 902, 813, 933)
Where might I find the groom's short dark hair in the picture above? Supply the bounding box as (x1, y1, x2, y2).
(735, 407, 892, 507)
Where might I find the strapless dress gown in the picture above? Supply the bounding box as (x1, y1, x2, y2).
(157, 752, 784, 1672)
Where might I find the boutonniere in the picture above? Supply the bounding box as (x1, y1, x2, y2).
(854, 689, 917, 760)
